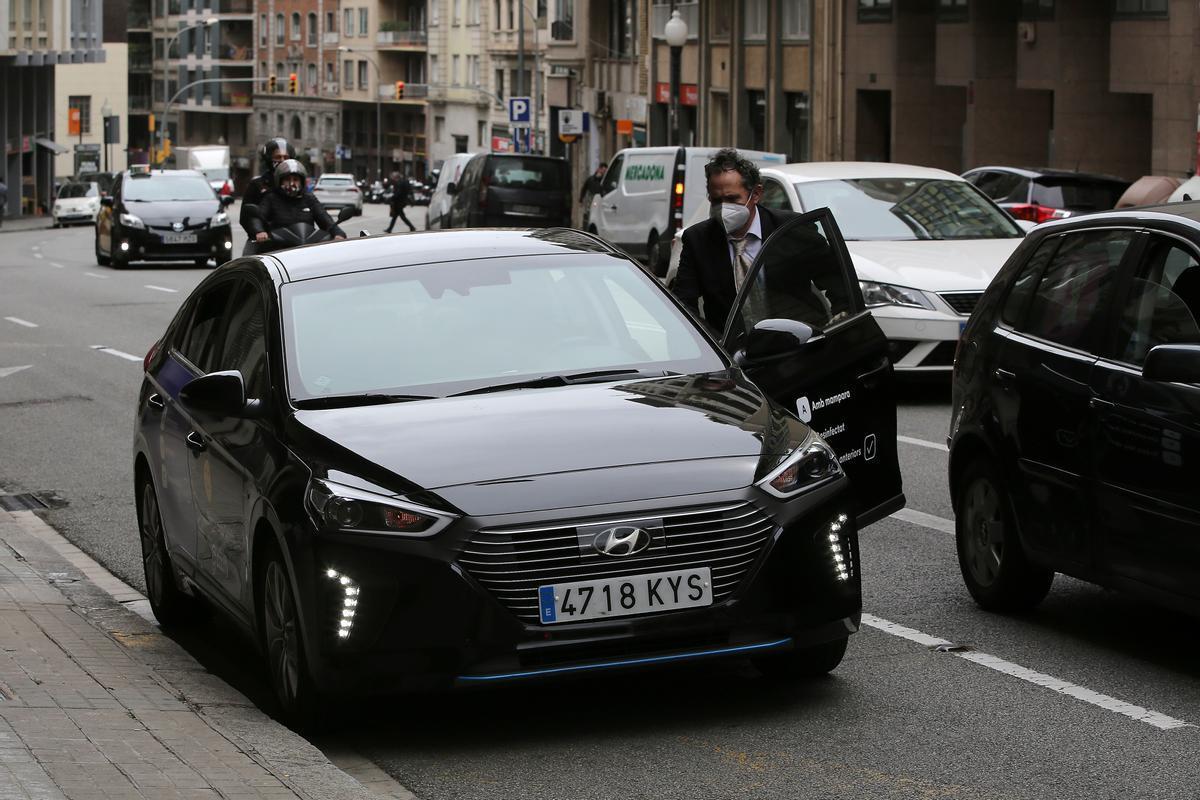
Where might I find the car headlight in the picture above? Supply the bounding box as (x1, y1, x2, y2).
(757, 432, 843, 499)
(859, 281, 935, 310)
(209, 211, 230, 227)
(305, 478, 457, 537)
(119, 212, 146, 230)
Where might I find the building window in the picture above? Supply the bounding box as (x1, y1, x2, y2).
(326, 11, 335, 33)
(431, 54, 439, 84)
(708, 2, 731, 38)
(743, 0, 767, 41)
(275, 13, 284, 44)
(307, 63, 317, 91)
(259, 13, 267, 45)
(435, 115, 445, 141)
(781, 0, 810, 40)
(495, 68, 504, 100)
(709, 91, 729, 145)
(343, 58, 353, 88)
(452, 54, 460, 84)
(608, 0, 636, 58)
(1113, 0, 1167, 18)
(746, 90, 765, 150)
(551, 0, 573, 41)
(358, 8, 368, 35)
(469, 0, 481, 24)
(68, 95, 91, 134)
(1019, 0, 1054, 19)
(343, 8, 353, 35)
(453, 134, 468, 152)
(276, 61, 284, 87)
(453, 0, 461, 24)
(289, 12, 299, 39)
(325, 62, 334, 85)
(307, 13, 317, 44)
(478, 119, 486, 146)
(358, 60, 368, 89)
(786, 92, 810, 161)
(858, 0, 893, 23)
(469, 54, 479, 85)
(936, 0, 968, 23)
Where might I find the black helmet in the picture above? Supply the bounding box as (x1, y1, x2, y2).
(274, 158, 308, 197)
(260, 137, 295, 171)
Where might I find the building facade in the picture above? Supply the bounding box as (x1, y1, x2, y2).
(425, 0, 491, 167)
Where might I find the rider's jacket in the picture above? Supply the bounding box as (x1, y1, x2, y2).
(247, 189, 345, 239)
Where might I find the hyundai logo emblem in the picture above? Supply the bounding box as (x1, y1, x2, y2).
(592, 526, 651, 557)
(172, 222, 184, 232)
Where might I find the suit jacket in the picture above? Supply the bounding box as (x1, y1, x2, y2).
(673, 205, 795, 330)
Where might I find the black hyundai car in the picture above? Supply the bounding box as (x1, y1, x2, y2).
(96, 168, 234, 268)
(133, 220, 903, 722)
(950, 201, 1200, 614)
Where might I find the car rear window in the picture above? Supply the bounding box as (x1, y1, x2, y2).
(58, 183, 98, 199)
(1032, 178, 1127, 212)
(485, 158, 566, 190)
(318, 177, 355, 187)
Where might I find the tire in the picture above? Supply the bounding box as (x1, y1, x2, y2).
(95, 234, 110, 266)
(258, 545, 322, 729)
(755, 637, 848, 680)
(136, 476, 199, 628)
(955, 460, 1054, 612)
(646, 231, 668, 278)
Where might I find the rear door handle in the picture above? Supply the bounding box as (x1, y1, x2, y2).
(185, 431, 207, 453)
(1089, 397, 1116, 411)
(993, 367, 1016, 386)
(147, 393, 165, 410)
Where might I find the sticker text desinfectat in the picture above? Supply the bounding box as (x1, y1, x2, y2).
(819, 422, 846, 440)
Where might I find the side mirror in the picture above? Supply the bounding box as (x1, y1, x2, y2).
(219, 194, 236, 207)
(743, 318, 820, 362)
(336, 205, 355, 223)
(180, 370, 257, 417)
(358, 229, 370, 237)
(447, 182, 459, 195)
(1142, 344, 1200, 384)
(100, 196, 114, 208)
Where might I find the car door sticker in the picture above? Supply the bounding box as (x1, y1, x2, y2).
(819, 422, 846, 440)
(796, 396, 812, 423)
(813, 389, 851, 411)
(864, 433, 877, 461)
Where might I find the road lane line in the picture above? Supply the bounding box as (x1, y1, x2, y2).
(91, 345, 142, 363)
(890, 507, 956, 534)
(860, 613, 1192, 731)
(4, 317, 38, 328)
(898, 434, 949, 452)
(33, 252, 44, 259)
(0, 365, 33, 378)
(50, 262, 65, 269)
(143, 284, 178, 293)
(84, 272, 109, 279)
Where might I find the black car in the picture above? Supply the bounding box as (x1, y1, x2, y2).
(962, 166, 1130, 225)
(96, 168, 234, 268)
(949, 202, 1200, 614)
(446, 153, 571, 228)
(133, 217, 903, 722)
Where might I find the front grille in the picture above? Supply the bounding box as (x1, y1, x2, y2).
(459, 503, 776, 623)
(939, 291, 984, 316)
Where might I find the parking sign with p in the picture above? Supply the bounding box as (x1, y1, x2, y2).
(508, 97, 532, 126)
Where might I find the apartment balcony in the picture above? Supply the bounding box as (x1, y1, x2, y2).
(167, 0, 252, 16)
(376, 27, 427, 49)
(129, 94, 153, 112)
(487, 29, 539, 55)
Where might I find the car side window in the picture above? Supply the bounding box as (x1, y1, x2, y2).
(1113, 237, 1200, 366)
(1001, 237, 1059, 327)
(217, 280, 269, 399)
(179, 281, 237, 374)
(1019, 229, 1132, 351)
(972, 171, 1026, 203)
(600, 155, 623, 195)
(759, 179, 791, 212)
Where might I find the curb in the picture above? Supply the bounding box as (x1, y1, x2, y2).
(2, 507, 416, 800)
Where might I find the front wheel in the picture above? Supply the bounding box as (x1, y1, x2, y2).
(955, 460, 1054, 612)
(755, 637, 848, 680)
(259, 547, 322, 729)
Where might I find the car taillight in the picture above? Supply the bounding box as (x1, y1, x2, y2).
(348, 187, 359, 193)
(671, 171, 685, 229)
(144, 339, 160, 372)
(1008, 203, 1069, 224)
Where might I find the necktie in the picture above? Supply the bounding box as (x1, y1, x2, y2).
(731, 237, 752, 291)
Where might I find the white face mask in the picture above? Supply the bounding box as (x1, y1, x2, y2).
(709, 199, 752, 235)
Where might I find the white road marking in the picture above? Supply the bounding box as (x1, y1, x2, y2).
(143, 284, 178, 294)
(898, 434, 949, 452)
(50, 262, 65, 269)
(0, 365, 33, 378)
(860, 613, 1192, 730)
(4, 317, 38, 328)
(33, 252, 44, 259)
(890, 507, 957, 535)
(90, 345, 142, 362)
(84, 272, 109, 279)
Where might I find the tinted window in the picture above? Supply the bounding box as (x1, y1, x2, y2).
(600, 155, 623, 194)
(760, 179, 791, 211)
(1001, 237, 1058, 327)
(217, 281, 269, 398)
(485, 158, 566, 190)
(1031, 178, 1126, 212)
(180, 281, 237, 373)
(1021, 230, 1132, 350)
(58, 182, 99, 199)
(1114, 237, 1200, 365)
(124, 174, 216, 202)
(970, 171, 1028, 203)
(794, 178, 1022, 240)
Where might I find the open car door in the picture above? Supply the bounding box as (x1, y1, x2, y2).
(721, 209, 904, 527)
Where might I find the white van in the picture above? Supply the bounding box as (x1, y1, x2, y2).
(425, 153, 475, 230)
(586, 146, 786, 274)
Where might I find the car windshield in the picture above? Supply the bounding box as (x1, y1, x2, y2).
(794, 178, 1022, 241)
(318, 177, 355, 187)
(486, 158, 566, 190)
(281, 255, 724, 401)
(123, 175, 216, 202)
(58, 183, 98, 199)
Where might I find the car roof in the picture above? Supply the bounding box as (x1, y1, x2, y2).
(478, 153, 568, 163)
(1031, 200, 1200, 233)
(268, 228, 626, 282)
(126, 168, 207, 179)
(317, 173, 355, 180)
(761, 162, 963, 183)
(964, 165, 1128, 183)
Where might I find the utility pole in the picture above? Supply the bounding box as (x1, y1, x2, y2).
(517, 1, 525, 152)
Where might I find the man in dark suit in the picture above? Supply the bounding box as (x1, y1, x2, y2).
(673, 148, 850, 334)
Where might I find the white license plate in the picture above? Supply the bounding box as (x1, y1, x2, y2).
(538, 567, 712, 625)
(509, 204, 543, 216)
(162, 232, 197, 244)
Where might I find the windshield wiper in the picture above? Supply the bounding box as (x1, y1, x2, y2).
(450, 369, 674, 397)
(294, 393, 434, 409)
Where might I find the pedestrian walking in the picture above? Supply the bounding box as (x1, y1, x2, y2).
(385, 171, 416, 233)
(0, 178, 7, 228)
(578, 163, 607, 228)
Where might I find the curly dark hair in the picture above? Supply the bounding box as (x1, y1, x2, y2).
(704, 148, 761, 193)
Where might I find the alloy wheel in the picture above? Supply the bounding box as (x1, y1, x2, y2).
(263, 560, 301, 709)
(961, 476, 1005, 588)
(139, 481, 169, 608)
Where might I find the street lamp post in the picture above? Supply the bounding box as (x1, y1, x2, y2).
(101, 99, 112, 172)
(159, 16, 218, 163)
(664, 10, 688, 147)
(340, 46, 383, 180)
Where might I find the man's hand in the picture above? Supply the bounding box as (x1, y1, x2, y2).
(255, 232, 268, 242)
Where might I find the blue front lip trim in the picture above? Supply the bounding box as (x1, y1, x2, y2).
(457, 637, 794, 682)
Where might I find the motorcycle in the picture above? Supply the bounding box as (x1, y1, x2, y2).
(241, 205, 356, 256)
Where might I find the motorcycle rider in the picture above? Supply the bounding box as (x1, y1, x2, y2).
(248, 159, 346, 246)
(240, 137, 295, 237)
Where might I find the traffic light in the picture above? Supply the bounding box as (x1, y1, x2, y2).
(288, 72, 298, 94)
(267, 74, 277, 93)
(395, 80, 405, 99)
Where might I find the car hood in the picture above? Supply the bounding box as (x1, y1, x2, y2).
(846, 238, 1023, 292)
(124, 199, 219, 225)
(290, 374, 804, 514)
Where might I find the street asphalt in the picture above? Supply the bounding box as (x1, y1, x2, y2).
(2, 207, 1200, 799)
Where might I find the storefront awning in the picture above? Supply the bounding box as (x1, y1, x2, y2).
(35, 138, 69, 155)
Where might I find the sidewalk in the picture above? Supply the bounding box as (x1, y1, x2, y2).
(0, 216, 53, 235)
(0, 508, 409, 800)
